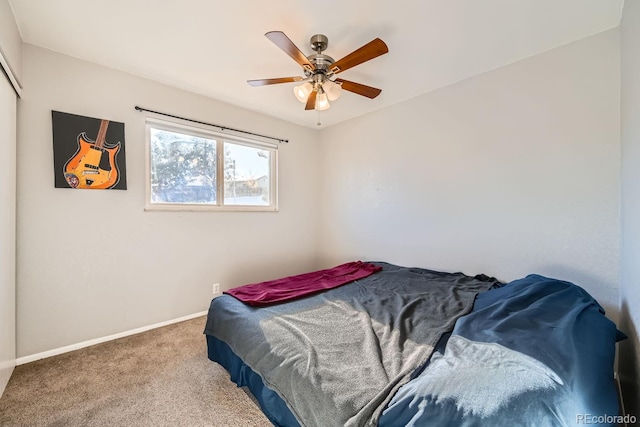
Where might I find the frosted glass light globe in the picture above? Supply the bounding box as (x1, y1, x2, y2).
(315, 91, 330, 110)
(293, 82, 313, 103)
(324, 80, 342, 101)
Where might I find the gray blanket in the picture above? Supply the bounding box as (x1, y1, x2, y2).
(204, 262, 500, 427)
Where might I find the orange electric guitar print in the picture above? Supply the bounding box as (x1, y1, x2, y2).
(63, 119, 121, 189)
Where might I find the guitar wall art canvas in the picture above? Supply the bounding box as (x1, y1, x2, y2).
(52, 111, 127, 190)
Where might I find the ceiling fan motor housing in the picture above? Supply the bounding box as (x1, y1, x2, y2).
(306, 35, 335, 111)
(306, 34, 335, 81)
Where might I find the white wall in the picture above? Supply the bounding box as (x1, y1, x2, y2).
(319, 29, 620, 322)
(16, 44, 321, 358)
(620, 0, 640, 415)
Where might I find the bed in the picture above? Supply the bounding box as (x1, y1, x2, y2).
(204, 261, 623, 427)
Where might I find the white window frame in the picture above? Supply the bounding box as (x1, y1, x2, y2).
(144, 116, 278, 212)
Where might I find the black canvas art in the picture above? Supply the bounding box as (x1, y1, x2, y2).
(52, 111, 127, 190)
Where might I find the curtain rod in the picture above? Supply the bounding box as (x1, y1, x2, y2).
(134, 106, 289, 144)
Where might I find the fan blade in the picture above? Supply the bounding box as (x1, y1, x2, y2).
(247, 76, 303, 86)
(334, 78, 382, 99)
(265, 31, 315, 71)
(330, 38, 388, 74)
(305, 90, 317, 110)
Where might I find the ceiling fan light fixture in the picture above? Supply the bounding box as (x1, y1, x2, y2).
(293, 82, 313, 103)
(324, 80, 342, 101)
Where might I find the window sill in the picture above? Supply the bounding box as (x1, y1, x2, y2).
(144, 203, 278, 212)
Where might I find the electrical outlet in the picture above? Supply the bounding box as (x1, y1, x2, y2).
(212, 283, 220, 295)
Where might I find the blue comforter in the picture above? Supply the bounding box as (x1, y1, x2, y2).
(381, 274, 622, 427)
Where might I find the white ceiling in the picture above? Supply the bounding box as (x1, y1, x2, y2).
(8, 0, 624, 129)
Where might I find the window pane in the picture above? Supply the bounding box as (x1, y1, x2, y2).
(223, 142, 271, 206)
(149, 128, 217, 204)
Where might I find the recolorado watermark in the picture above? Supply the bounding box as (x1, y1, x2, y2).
(576, 413, 636, 425)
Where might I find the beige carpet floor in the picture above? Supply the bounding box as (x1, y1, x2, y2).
(0, 316, 272, 427)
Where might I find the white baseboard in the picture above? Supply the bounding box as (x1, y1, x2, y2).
(16, 311, 208, 366)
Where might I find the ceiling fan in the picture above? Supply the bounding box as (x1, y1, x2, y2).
(247, 31, 389, 111)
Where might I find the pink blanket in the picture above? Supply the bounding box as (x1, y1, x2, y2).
(224, 261, 382, 306)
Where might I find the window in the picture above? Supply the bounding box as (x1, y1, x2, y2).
(145, 118, 277, 211)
